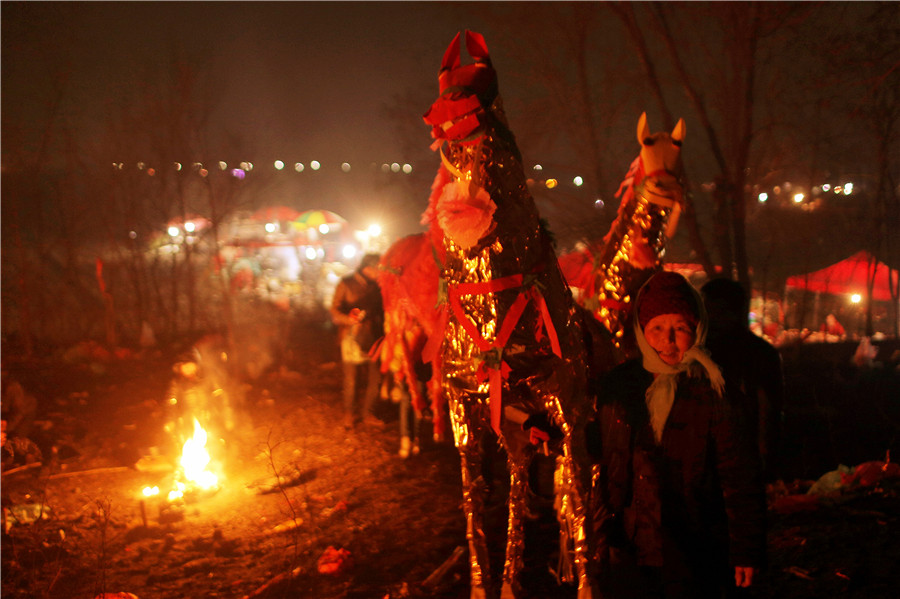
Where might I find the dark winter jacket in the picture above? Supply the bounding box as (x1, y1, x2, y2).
(588, 358, 767, 595)
(706, 329, 785, 481)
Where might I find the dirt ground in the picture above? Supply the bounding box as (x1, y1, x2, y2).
(2, 311, 900, 599)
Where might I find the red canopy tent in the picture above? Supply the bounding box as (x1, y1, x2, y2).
(785, 251, 899, 302)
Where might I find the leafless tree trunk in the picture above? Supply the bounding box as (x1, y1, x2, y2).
(648, 4, 749, 287)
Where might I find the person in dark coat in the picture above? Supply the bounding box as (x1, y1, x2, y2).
(701, 277, 785, 482)
(330, 253, 385, 429)
(588, 271, 766, 598)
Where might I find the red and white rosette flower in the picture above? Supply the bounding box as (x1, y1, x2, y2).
(436, 179, 496, 250)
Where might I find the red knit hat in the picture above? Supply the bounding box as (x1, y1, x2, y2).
(637, 271, 700, 330)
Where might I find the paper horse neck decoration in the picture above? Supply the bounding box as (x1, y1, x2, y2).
(587, 112, 686, 351)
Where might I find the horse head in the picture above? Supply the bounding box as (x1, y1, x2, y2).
(635, 111, 686, 233)
(422, 31, 533, 254)
(578, 112, 688, 352)
(437, 30, 497, 105)
(424, 30, 500, 149)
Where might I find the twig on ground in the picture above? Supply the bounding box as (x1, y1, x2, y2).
(263, 430, 305, 567)
(240, 565, 303, 598)
(1, 462, 43, 476)
(422, 545, 467, 589)
(48, 466, 130, 479)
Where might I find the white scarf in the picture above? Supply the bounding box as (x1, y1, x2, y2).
(634, 295, 725, 444)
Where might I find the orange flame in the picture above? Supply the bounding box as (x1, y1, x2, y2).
(141, 418, 222, 503)
(169, 418, 220, 501)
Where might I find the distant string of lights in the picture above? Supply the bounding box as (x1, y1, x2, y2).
(110, 160, 589, 185)
(111, 159, 866, 216)
(111, 159, 418, 178)
(111, 159, 602, 204)
(756, 181, 855, 203)
(752, 180, 858, 212)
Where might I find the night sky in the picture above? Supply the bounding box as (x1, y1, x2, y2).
(2, 2, 488, 163)
(2, 2, 894, 252)
(2, 2, 513, 236)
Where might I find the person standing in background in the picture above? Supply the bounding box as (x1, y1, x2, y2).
(701, 278, 785, 482)
(330, 254, 384, 429)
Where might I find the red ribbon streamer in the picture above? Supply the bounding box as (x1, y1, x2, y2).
(436, 271, 563, 435)
(529, 427, 550, 445)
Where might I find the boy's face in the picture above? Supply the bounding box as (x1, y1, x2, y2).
(362, 265, 380, 281)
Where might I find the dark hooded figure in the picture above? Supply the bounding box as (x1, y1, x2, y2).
(701, 277, 784, 482)
(588, 271, 766, 598)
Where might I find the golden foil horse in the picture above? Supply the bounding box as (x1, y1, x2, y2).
(562, 113, 686, 357)
(421, 31, 597, 599)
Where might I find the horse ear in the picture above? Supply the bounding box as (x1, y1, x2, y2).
(671, 118, 686, 143)
(465, 30, 490, 62)
(637, 112, 650, 145)
(441, 32, 462, 73)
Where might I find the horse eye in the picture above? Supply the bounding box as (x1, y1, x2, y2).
(643, 138, 655, 146)
(672, 140, 682, 147)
